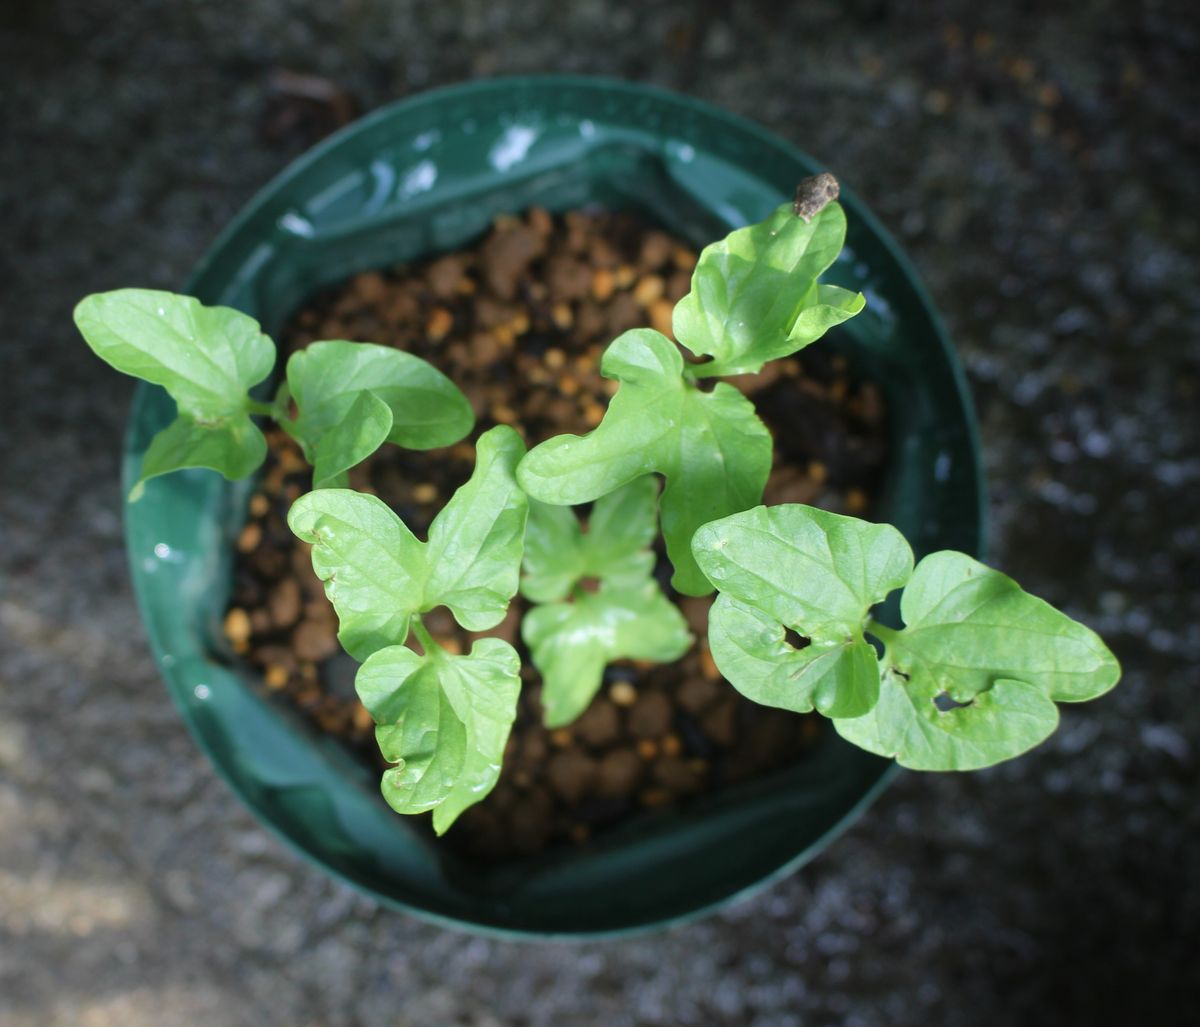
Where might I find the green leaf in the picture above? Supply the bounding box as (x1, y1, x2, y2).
(130, 413, 266, 500)
(834, 551, 1121, 770)
(287, 425, 528, 659)
(834, 672, 1059, 771)
(357, 638, 520, 833)
(74, 289, 275, 419)
(425, 425, 529, 631)
(518, 329, 771, 595)
(884, 551, 1121, 703)
(521, 476, 659, 603)
(523, 582, 692, 728)
(74, 289, 276, 495)
(310, 389, 393, 490)
(286, 339, 473, 464)
(672, 202, 865, 377)
(287, 488, 426, 662)
(692, 505, 914, 718)
(693, 504, 914, 638)
(707, 595, 880, 718)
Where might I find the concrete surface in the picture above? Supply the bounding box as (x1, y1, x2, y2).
(2, 1, 1197, 1024)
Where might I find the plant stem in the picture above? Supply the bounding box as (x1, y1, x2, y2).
(410, 617, 436, 655)
(866, 619, 900, 647)
(246, 399, 276, 417)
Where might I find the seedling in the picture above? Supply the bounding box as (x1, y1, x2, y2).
(74, 175, 1120, 832)
(73, 290, 473, 497)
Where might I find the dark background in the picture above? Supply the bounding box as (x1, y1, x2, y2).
(2, 2, 1197, 1024)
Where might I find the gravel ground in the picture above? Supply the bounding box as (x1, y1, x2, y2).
(2, 2, 1197, 1025)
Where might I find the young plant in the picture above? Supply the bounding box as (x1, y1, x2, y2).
(288, 426, 528, 832)
(73, 289, 473, 497)
(74, 174, 1121, 835)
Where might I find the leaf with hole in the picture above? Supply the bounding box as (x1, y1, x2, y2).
(692, 504, 914, 717)
(835, 551, 1121, 769)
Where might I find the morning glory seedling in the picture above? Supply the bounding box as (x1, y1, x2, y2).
(74, 176, 1124, 832)
(288, 426, 528, 831)
(73, 289, 473, 497)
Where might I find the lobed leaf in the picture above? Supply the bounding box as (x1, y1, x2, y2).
(287, 488, 426, 662)
(357, 638, 521, 833)
(288, 426, 528, 658)
(692, 505, 913, 719)
(286, 341, 473, 468)
(523, 582, 692, 728)
(672, 202, 865, 377)
(520, 476, 659, 603)
(74, 289, 276, 496)
(518, 329, 771, 595)
(834, 551, 1121, 770)
(425, 425, 529, 631)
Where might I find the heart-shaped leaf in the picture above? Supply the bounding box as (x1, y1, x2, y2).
(288, 425, 528, 660)
(523, 582, 692, 728)
(74, 289, 276, 495)
(673, 202, 865, 377)
(357, 637, 520, 833)
(835, 551, 1121, 769)
(692, 504, 914, 718)
(518, 329, 771, 595)
(521, 476, 658, 603)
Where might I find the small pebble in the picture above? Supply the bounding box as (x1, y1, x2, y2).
(224, 607, 251, 645)
(609, 681, 637, 706)
(629, 691, 672, 738)
(596, 748, 643, 797)
(237, 521, 263, 554)
(426, 307, 453, 341)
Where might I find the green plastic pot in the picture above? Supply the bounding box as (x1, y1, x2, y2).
(123, 76, 985, 938)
